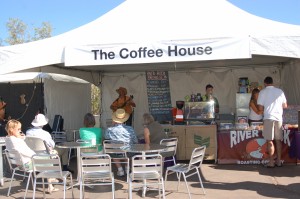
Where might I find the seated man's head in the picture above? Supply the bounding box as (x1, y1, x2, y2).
(31, 114, 48, 127)
(112, 109, 129, 124)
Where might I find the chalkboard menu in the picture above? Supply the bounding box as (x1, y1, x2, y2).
(146, 71, 172, 123)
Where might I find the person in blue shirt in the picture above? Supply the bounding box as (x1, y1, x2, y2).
(104, 108, 138, 176)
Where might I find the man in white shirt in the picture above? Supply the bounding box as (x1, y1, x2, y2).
(257, 76, 287, 168)
(26, 114, 71, 172)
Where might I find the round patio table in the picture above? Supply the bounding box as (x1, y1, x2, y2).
(56, 141, 100, 198)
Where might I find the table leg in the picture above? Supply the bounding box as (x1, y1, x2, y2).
(142, 152, 147, 198)
(0, 146, 3, 187)
(67, 148, 81, 191)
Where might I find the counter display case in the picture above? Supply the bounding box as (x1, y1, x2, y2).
(184, 101, 215, 121)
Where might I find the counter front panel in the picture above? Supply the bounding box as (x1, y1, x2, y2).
(163, 125, 217, 161)
(217, 129, 298, 164)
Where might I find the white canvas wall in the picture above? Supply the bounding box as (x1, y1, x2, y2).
(44, 79, 91, 130)
(100, 65, 281, 137)
(281, 60, 300, 105)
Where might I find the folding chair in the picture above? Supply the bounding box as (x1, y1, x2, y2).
(32, 154, 74, 199)
(103, 140, 129, 182)
(129, 153, 165, 199)
(52, 131, 75, 166)
(165, 146, 206, 199)
(80, 153, 115, 199)
(52, 131, 67, 143)
(5, 149, 33, 199)
(160, 138, 178, 166)
(25, 136, 51, 154)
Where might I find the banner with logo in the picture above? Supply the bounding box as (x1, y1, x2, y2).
(64, 37, 250, 66)
(217, 129, 297, 164)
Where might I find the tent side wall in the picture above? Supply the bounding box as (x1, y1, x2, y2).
(281, 60, 300, 105)
(44, 79, 91, 130)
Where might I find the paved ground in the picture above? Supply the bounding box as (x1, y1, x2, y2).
(1, 159, 300, 199)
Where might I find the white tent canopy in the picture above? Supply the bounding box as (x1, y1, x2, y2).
(0, 72, 89, 84)
(1, 0, 300, 76)
(0, 0, 300, 133)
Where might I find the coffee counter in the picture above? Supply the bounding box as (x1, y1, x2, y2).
(162, 124, 217, 161)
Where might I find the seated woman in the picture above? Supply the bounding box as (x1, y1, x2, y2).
(142, 113, 167, 144)
(79, 113, 102, 152)
(5, 119, 59, 193)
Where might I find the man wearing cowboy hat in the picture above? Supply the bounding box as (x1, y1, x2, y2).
(26, 114, 72, 172)
(104, 108, 138, 176)
(110, 87, 136, 126)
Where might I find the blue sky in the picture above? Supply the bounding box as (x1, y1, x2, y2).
(1, 0, 300, 45)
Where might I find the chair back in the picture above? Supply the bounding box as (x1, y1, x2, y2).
(25, 136, 50, 154)
(160, 138, 178, 158)
(31, 154, 63, 177)
(81, 154, 112, 174)
(103, 140, 127, 157)
(188, 145, 206, 170)
(5, 149, 28, 171)
(131, 153, 163, 179)
(52, 131, 67, 143)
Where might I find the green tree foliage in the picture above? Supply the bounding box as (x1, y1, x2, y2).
(5, 18, 28, 45)
(3, 18, 52, 45)
(32, 22, 52, 41)
(91, 84, 100, 115)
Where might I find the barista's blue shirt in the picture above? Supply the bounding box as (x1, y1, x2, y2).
(104, 123, 138, 145)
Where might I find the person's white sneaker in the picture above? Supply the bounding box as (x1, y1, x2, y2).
(47, 186, 59, 194)
(117, 170, 125, 177)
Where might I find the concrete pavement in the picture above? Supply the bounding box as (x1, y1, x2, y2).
(1, 161, 300, 199)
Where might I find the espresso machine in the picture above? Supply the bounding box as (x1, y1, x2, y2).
(172, 101, 185, 125)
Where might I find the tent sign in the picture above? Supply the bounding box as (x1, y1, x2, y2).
(64, 38, 250, 66)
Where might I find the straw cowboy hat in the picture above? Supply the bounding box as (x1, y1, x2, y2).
(112, 109, 129, 123)
(116, 87, 127, 95)
(31, 114, 49, 127)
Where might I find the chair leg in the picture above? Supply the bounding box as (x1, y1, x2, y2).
(7, 170, 15, 196)
(161, 177, 166, 199)
(182, 173, 192, 199)
(63, 178, 66, 199)
(126, 160, 130, 183)
(80, 177, 83, 199)
(24, 173, 31, 199)
(33, 179, 37, 199)
(112, 176, 115, 199)
(129, 178, 132, 199)
(196, 168, 206, 194)
(164, 169, 169, 182)
(70, 174, 74, 199)
(42, 178, 46, 199)
(158, 179, 161, 199)
(177, 173, 182, 191)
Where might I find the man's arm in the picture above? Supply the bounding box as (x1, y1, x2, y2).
(282, 102, 288, 109)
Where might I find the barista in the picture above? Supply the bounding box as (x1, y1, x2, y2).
(202, 84, 219, 113)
